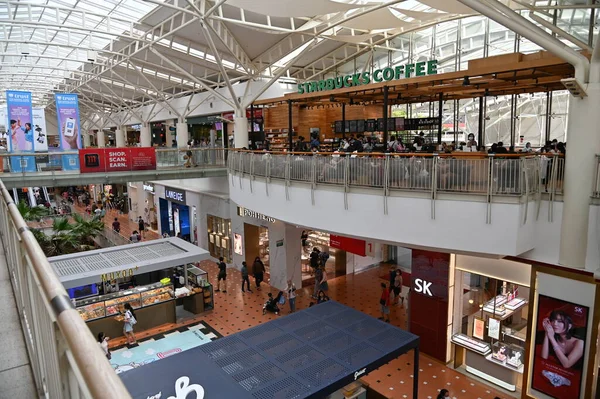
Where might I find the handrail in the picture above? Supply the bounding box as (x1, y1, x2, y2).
(0, 180, 132, 398)
(233, 148, 556, 158)
(229, 150, 570, 199)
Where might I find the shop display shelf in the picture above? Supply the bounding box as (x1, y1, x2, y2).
(451, 333, 491, 355)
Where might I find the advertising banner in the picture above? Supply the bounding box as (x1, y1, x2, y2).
(55, 93, 82, 171)
(6, 91, 36, 172)
(329, 234, 366, 256)
(410, 249, 450, 300)
(79, 148, 156, 173)
(532, 295, 589, 399)
(32, 108, 48, 152)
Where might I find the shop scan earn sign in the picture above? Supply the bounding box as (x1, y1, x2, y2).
(79, 148, 156, 173)
(298, 60, 438, 94)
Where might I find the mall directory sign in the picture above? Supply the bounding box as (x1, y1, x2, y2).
(78, 148, 156, 173)
(297, 59, 438, 94)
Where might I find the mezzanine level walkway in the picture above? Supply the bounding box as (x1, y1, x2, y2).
(0, 148, 228, 189)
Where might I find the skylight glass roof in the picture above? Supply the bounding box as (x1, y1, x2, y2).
(0, 0, 158, 106)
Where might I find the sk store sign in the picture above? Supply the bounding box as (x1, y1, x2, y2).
(79, 148, 157, 173)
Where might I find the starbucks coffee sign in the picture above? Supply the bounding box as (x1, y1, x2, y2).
(297, 60, 439, 94)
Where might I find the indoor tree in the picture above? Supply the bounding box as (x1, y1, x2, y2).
(17, 200, 48, 221)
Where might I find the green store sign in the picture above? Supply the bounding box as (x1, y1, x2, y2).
(297, 60, 439, 94)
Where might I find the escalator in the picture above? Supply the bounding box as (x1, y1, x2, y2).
(12, 188, 32, 206)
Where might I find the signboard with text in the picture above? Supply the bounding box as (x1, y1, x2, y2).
(79, 148, 156, 173)
(329, 234, 366, 257)
(164, 186, 186, 205)
(410, 249, 450, 300)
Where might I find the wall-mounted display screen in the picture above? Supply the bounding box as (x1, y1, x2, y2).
(531, 295, 589, 399)
(356, 120, 365, 133)
(334, 121, 343, 134)
(349, 120, 357, 132)
(366, 119, 376, 132)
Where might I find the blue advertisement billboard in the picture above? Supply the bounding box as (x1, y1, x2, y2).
(55, 93, 82, 171)
(6, 90, 36, 172)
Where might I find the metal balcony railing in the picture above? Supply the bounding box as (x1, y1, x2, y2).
(0, 180, 132, 399)
(229, 151, 567, 198)
(0, 147, 227, 174)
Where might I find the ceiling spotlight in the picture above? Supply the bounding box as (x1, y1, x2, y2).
(462, 76, 471, 86)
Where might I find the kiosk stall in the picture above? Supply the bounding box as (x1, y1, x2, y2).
(49, 238, 212, 339)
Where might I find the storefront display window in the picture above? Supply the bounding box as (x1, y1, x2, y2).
(451, 271, 529, 392)
(207, 215, 231, 263)
(300, 230, 345, 285)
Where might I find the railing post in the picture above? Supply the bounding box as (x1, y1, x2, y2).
(343, 156, 350, 210)
(486, 154, 494, 224)
(285, 154, 291, 201)
(383, 153, 390, 215)
(521, 157, 529, 225)
(249, 152, 255, 193)
(310, 155, 317, 205)
(265, 154, 271, 196)
(593, 155, 600, 198)
(431, 154, 438, 220)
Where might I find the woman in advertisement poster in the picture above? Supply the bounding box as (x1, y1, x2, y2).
(541, 310, 584, 370)
(10, 119, 34, 151)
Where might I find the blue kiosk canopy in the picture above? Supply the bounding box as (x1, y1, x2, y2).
(120, 301, 420, 399)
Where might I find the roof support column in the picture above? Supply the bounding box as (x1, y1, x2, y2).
(559, 84, 600, 271)
(383, 87, 389, 145)
(97, 129, 105, 148)
(437, 93, 443, 145)
(478, 96, 484, 148)
(116, 126, 127, 148)
(234, 112, 248, 149)
(140, 122, 152, 148)
(176, 119, 189, 149)
(288, 100, 294, 152)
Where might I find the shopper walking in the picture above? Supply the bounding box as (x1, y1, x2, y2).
(286, 280, 297, 313)
(394, 269, 404, 306)
(252, 256, 265, 290)
(97, 332, 111, 360)
(112, 217, 120, 233)
(138, 216, 145, 239)
(215, 257, 227, 293)
(122, 303, 137, 346)
(241, 261, 252, 293)
(379, 283, 391, 323)
(319, 267, 329, 294)
(312, 265, 323, 299)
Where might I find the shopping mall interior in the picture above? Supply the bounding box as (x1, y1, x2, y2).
(1, 1, 600, 399)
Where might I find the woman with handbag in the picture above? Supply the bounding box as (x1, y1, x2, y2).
(122, 303, 137, 346)
(379, 283, 391, 323)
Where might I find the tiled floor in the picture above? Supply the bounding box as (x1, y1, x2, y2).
(0, 249, 37, 399)
(110, 260, 509, 399)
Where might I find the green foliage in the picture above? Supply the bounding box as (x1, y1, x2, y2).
(20, 204, 104, 257)
(16, 200, 48, 221)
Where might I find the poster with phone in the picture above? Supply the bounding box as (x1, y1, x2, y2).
(55, 93, 82, 171)
(6, 91, 36, 172)
(32, 108, 48, 152)
(531, 295, 588, 399)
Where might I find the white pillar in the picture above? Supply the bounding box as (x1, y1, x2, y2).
(83, 132, 91, 148)
(140, 122, 152, 147)
(234, 115, 249, 149)
(268, 222, 302, 291)
(559, 83, 600, 270)
(97, 130, 105, 148)
(116, 126, 127, 147)
(176, 121, 189, 148)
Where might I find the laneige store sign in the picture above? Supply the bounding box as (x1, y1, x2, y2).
(165, 186, 186, 204)
(237, 207, 275, 223)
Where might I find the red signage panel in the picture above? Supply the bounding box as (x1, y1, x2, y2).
(79, 148, 156, 173)
(329, 234, 366, 256)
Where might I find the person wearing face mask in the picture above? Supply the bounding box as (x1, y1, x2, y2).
(466, 133, 477, 150)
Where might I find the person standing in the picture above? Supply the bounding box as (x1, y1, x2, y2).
(286, 280, 297, 313)
(379, 283, 391, 323)
(436, 389, 450, 399)
(394, 269, 404, 306)
(241, 261, 252, 293)
(138, 216, 145, 239)
(319, 267, 329, 294)
(122, 303, 137, 346)
(215, 257, 227, 293)
(97, 332, 110, 360)
(252, 256, 265, 291)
